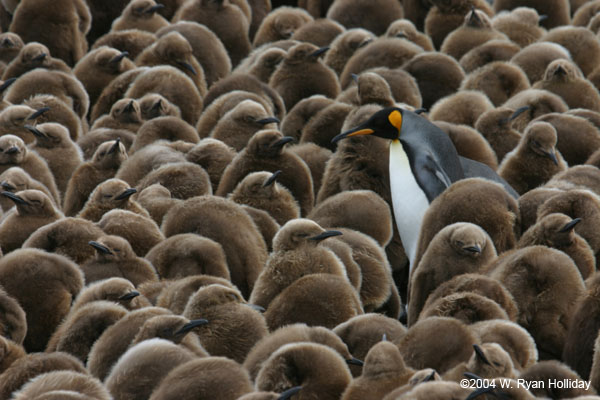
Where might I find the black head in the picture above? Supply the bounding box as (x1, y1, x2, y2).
(332, 107, 404, 143)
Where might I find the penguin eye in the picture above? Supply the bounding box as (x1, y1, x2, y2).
(455, 240, 464, 247)
(99, 151, 106, 156)
(531, 139, 541, 148)
(493, 361, 501, 367)
(104, 194, 112, 198)
(113, 249, 120, 253)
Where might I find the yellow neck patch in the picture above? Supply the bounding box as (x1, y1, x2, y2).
(388, 110, 403, 132)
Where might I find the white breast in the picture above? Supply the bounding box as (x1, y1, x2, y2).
(389, 140, 430, 272)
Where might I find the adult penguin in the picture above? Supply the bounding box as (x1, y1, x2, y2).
(332, 107, 516, 268)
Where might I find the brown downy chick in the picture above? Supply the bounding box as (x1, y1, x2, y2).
(510, 42, 571, 86)
(81, 235, 158, 286)
(474, 106, 526, 163)
(2, 42, 70, 80)
(73, 46, 135, 112)
(385, 19, 434, 51)
(0, 104, 51, 144)
(491, 7, 546, 48)
(217, 129, 314, 216)
(243, 47, 287, 83)
(135, 184, 181, 226)
(97, 208, 164, 257)
(0, 285, 27, 345)
(253, 6, 313, 47)
(494, 0, 570, 29)
(459, 39, 520, 74)
(519, 360, 595, 399)
(498, 121, 567, 195)
(138, 93, 181, 120)
(407, 222, 497, 326)
(541, 26, 600, 77)
(111, 0, 169, 33)
(91, 29, 157, 61)
(429, 90, 494, 127)
(77, 178, 146, 222)
(26, 123, 83, 196)
(135, 31, 207, 96)
(533, 59, 600, 112)
(0, 166, 56, 212)
(0, 335, 25, 374)
(439, 8, 506, 61)
(443, 343, 517, 381)
(24, 94, 84, 144)
(71, 277, 150, 312)
(518, 213, 595, 279)
(211, 99, 279, 151)
(0, 32, 24, 65)
(229, 170, 300, 225)
(249, 218, 346, 309)
(135, 161, 211, 200)
(91, 98, 143, 133)
(12, 370, 111, 400)
(326, 0, 402, 36)
(256, 342, 352, 400)
(63, 139, 127, 216)
(130, 117, 199, 153)
(460, 61, 530, 107)
(502, 89, 568, 133)
(155, 275, 235, 314)
(269, 42, 340, 111)
(341, 340, 414, 400)
(0, 189, 61, 253)
(185, 138, 237, 192)
(324, 28, 375, 76)
(183, 283, 268, 363)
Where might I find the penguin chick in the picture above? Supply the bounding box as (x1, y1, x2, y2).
(0, 285, 26, 345)
(217, 129, 314, 216)
(229, 170, 300, 225)
(0, 32, 24, 65)
(111, 0, 169, 33)
(249, 218, 346, 308)
(459, 39, 520, 74)
(90, 67, 147, 123)
(341, 341, 414, 400)
(326, 0, 403, 36)
(136, 162, 211, 200)
(419, 291, 509, 325)
(291, 18, 344, 48)
(498, 121, 567, 195)
(24, 94, 83, 142)
(183, 283, 268, 363)
(155, 275, 235, 314)
(77, 178, 146, 222)
(396, 316, 477, 374)
(0, 166, 55, 212)
(269, 42, 340, 111)
(184, 139, 236, 192)
(385, 19, 434, 51)
(11, 370, 111, 400)
(135, 31, 207, 96)
(63, 139, 127, 216)
(548, 164, 600, 196)
(91, 29, 157, 61)
(91, 98, 143, 133)
(563, 272, 600, 380)
(161, 195, 267, 298)
(26, 122, 82, 196)
(149, 357, 254, 400)
(0, 104, 49, 144)
(494, 0, 570, 29)
(443, 343, 517, 381)
(138, 93, 181, 120)
(172, 0, 251, 67)
(134, 184, 180, 226)
(510, 41, 571, 85)
(533, 59, 600, 112)
(460, 61, 530, 107)
(407, 222, 497, 326)
(0, 334, 25, 374)
(440, 9, 508, 62)
(2, 42, 70, 80)
(145, 233, 230, 280)
(253, 6, 313, 46)
(97, 209, 165, 257)
(240, 47, 286, 83)
(324, 28, 375, 76)
(70, 277, 150, 313)
(519, 360, 594, 399)
(256, 342, 352, 400)
(288, 142, 332, 196)
(73, 46, 135, 111)
(0, 189, 61, 253)
(104, 338, 196, 400)
(130, 117, 199, 153)
(211, 99, 279, 151)
(81, 235, 158, 286)
(491, 7, 546, 48)
(44, 301, 128, 363)
(471, 319, 538, 372)
(429, 90, 494, 127)
(0, 249, 83, 352)
(502, 89, 568, 133)
(489, 246, 586, 360)
(541, 26, 600, 77)
(9, 0, 91, 66)
(474, 106, 526, 163)
(518, 213, 595, 279)
(77, 128, 135, 161)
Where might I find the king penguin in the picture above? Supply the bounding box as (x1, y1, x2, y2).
(332, 107, 515, 269)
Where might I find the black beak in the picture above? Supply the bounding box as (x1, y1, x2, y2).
(473, 344, 491, 366)
(424, 370, 437, 382)
(538, 14, 548, 22)
(124, 101, 136, 113)
(246, 303, 266, 312)
(151, 99, 163, 111)
(263, 170, 281, 187)
(176, 60, 197, 75)
(510, 105, 529, 121)
(28, 107, 50, 120)
(146, 3, 165, 13)
(544, 150, 559, 165)
(465, 386, 496, 400)
(310, 46, 329, 58)
(346, 357, 364, 366)
(270, 136, 294, 149)
(0, 181, 15, 191)
(256, 117, 280, 125)
(1, 191, 27, 205)
(114, 188, 137, 200)
(555, 65, 567, 76)
(331, 120, 376, 143)
(109, 137, 121, 154)
(468, 7, 481, 24)
(24, 125, 46, 138)
(174, 319, 209, 335)
(119, 291, 140, 301)
(278, 386, 302, 400)
(32, 53, 47, 62)
(559, 218, 582, 233)
(110, 51, 129, 64)
(89, 241, 113, 255)
(351, 73, 359, 83)
(309, 230, 343, 242)
(5, 146, 19, 155)
(463, 245, 481, 254)
(0, 77, 16, 93)
(395, 32, 408, 39)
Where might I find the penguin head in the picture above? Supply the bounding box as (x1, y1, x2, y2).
(126, 0, 165, 18)
(0, 105, 46, 128)
(448, 223, 490, 258)
(408, 368, 441, 386)
(139, 93, 180, 120)
(18, 42, 50, 66)
(248, 129, 294, 158)
(79, 277, 141, 307)
(110, 98, 142, 124)
(188, 283, 246, 310)
(468, 343, 515, 379)
(93, 138, 128, 167)
(228, 100, 279, 130)
(25, 122, 69, 148)
(153, 32, 197, 76)
(0, 167, 30, 193)
(93, 47, 131, 74)
(464, 9, 492, 29)
(273, 219, 342, 251)
(543, 59, 582, 82)
(135, 315, 208, 344)
(232, 171, 283, 200)
(89, 235, 135, 262)
(90, 178, 137, 206)
(332, 107, 404, 143)
(355, 72, 394, 107)
(285, 43, 329, 65)
(522, 121, 559, 165)
(0, 135, 26, 164)
(2, 189, 55, 216)
(536, 213, 581, 247)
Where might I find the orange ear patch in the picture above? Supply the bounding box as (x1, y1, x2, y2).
(388, 110, 403, 131)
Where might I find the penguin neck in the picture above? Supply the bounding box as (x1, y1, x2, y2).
(389, 139, 429, 271)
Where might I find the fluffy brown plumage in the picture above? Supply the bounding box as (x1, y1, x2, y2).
(77, 178, 146, 222)
(111, 0, 169, 33)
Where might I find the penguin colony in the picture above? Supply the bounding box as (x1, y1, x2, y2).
(2, 0, 600, 398)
